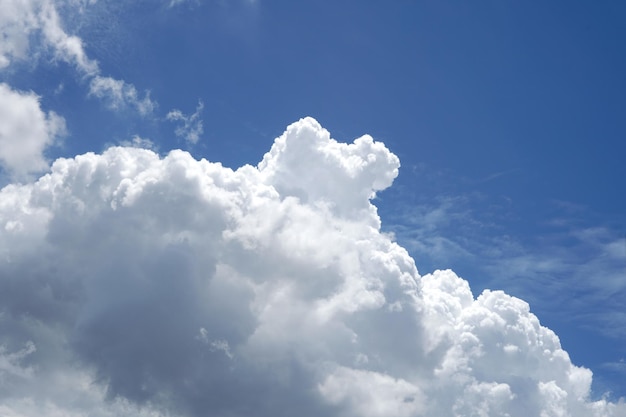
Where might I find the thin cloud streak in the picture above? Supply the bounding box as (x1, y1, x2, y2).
(385, 190, 626, 340)
(167, 100, 204, 144)
(0, 0, 156, 115)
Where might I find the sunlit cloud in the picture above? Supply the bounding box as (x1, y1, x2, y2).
(0, 118, 623, 416)
(0, 83, 66, 179)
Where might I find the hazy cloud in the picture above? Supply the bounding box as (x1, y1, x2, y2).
(90, 76, 156, 116)
(384, 181, 626, 347)
(168, 0, 190, 7)
(118, 135, 158, 151)
(166, 101, 204, 144)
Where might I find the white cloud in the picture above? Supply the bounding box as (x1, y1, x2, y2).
(0, 0, 37, 68)
(38, 0, 99, 74)
(0, 0, 97, 73)
(0, 83, 66, 179)
(166, 101, 204, 144)
(319, 367, 425, 417)
(90, 76, 156, 116)
(0, 0, 156, 115)
(118, 135, 158, 151)
(0, 118, 624, 416)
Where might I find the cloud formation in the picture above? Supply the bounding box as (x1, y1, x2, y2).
(0, 0, 155, 114)
(0, 118, 624, 416)
(166, 100, 204, 144)
(384, 181, 626, 347)
(0, 83, 66, 179)
(90, 76, 156, 116)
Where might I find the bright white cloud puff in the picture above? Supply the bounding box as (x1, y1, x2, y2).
(0, 118, 624, 417)
(0, 83, 66, 179)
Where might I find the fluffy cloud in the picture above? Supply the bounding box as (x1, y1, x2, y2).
(0, 118, 624, 416)
(0, 83, 66, 179)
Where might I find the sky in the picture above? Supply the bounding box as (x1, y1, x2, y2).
(0, 0, 625, 416)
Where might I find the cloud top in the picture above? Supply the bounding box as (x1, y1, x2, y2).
(0, 118, 623, 416)
(259, 117, 399, 222)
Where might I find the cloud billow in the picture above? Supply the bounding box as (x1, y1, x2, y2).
(0, 118, 623, 416)
(0, 83, 66, 179)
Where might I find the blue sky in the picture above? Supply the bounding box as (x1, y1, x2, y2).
(1, 1, 625, 415)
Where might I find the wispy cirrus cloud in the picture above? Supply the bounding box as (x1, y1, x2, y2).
(488, 226, 626, 336)
(90, 76, 156, 116)
(383, 179, 626, 340)
(0, 0, 156, 177)
(0, 0, 156, 115)
(166, 100, 204, 144)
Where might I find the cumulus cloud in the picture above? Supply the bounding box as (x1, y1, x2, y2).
(0, 118, 624, 417)
(166, 100, 204, 144)
(0, 0, 155, 115)
(0, 83, 66, 179)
